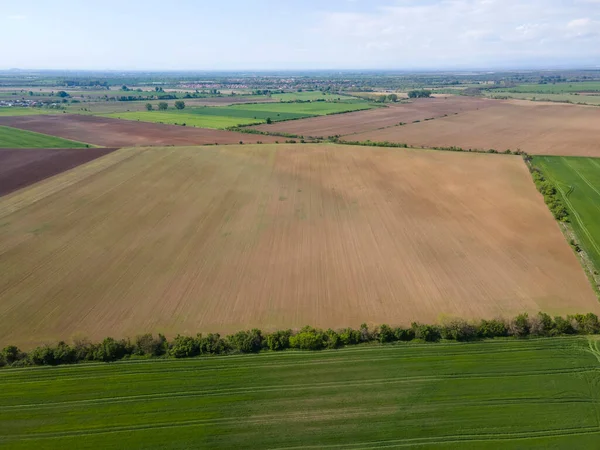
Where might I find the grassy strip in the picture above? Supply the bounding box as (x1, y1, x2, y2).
(2, 312, 599, 368)
(0, 125, 92, 148)
(524, 155, 570, 222)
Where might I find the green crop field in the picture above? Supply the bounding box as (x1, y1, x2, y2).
(0, 108, 58, 117)
(228, 100, 376, 115)
(0, 126, 90, 148)
(271, 91, 354, 102)
(1, 337, 600, 449)
(533, 156, 600, 271)
(101, 111, 262, 129)
(182, 106, 312, 121)
(504, 82, 600, 94)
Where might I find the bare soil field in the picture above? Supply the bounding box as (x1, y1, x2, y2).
(0, 147, 117, 197)
(251, 97, 496, 138)
(0, 114, 279, 147)
(0, 144, 596, 348)
(351, 101, 600, 157)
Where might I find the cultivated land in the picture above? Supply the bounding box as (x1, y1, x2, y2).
(101, 111, 263, 129)
(1, 338, 600, 449)
(350, 101, 600, 157)
(0, 148, 118, 197)
(488, 91, 600, 106)
(534, 156, 600, 273)
(0, 115, 279, 147)
(0, 125, 89, 148)
(251, 97, 495, 137)
(0, 144, 597, 349)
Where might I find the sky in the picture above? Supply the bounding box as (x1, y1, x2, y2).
(1, 0, 599, 71)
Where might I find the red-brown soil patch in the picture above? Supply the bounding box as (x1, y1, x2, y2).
(0, 147, 118, 197)
(251, 97, 496, 137)
(0, 114, 279, 147)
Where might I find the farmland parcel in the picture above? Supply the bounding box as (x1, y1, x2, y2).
(349, 101, 600, 157)
(0, 114, 279, 147)
(0, 144, 596, 348)
(1, 338, 600, 449)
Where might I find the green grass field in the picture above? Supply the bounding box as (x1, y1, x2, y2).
(101, 111, 262, 129)
(182, 106, 312, 121)
(533, 156, 600, 271)
(504, 82, 600, 94)
(0, 126, 90, 148)
(271, 91, 353, 102)
(1, 337, 600, 449)
(0, 108, 58, 117)
(228, 100, 375, 115)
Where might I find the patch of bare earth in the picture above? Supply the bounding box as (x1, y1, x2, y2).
(350, 101, 600, 157)
(0, 114, 278, 147)
(0, 148, 118, 197)
(0, 144, 597, 349)
(251, 97, 496, 138)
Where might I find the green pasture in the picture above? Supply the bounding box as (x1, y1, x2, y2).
(0, 126, 89, 148)
(534, 156, 600, 271)
(228, 100, 375, 115)
(271, 91, 354, 102)
(183, 106, 312, 121)
(1, 337, 599, 449)
(102, 111, 263, 129)
(504, 82, 600, 94)
(0, 108, 58, 117)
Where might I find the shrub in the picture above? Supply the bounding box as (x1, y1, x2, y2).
(227, 329, 263, 353)
(174, 100, 185, 110)
(325, 329, 341, 349)
(338, 327, 361, 346)
(411, 323, 441, 342)
(94, 338, 133, 362)
(530, 312, 555, 336)
(169, 335, 199, 358)
(378, 324, 396, 343)
(134, 334, 167, 357)
(289, 327, 326, 350)
(509, 313, 530, 337)
(441, 320, 478, 341)
(554, 316, 575, 335)
(30, 342, 75, 366)
(394, 327, 415, 341)
(568, 313, 600, 335)
(266, 330, 292, 351)
(477, 319, 508, 338)
(73, 339, 97, 361)
(1, 345, 23, 365)
(198, 333, 229, 355)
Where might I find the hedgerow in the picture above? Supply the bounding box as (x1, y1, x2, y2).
(1, 312, 599, 369)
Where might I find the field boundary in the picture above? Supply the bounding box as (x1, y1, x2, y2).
(3, 312, 600, 368)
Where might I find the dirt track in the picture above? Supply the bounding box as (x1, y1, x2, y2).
(0, 144, 596, 348)
(350, 101, 600, 157)
(0, 114, 279, 147)
(0, 148, 118, 197)
(251, 97, 496, 137)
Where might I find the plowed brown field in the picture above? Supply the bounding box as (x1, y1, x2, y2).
(351, 101, 600, 157)
(0, 147, 117, 196)
(0, 144, 597, 348)
(251, 97, 496, 137)
(0, 114, 279, 147)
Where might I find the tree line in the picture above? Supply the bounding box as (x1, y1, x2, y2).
(1, 312, 599, 368)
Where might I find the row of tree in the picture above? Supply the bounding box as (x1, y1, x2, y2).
(2, 312, 599, 368)
(527, 159, 569, 222)
(145, 101, 185, 111)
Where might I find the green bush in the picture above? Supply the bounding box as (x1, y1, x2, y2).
(227, 329, 263, 353)
(289, 327, 327, 350)
(378, 324, 396, 343)
(94, 338, 133, 362)
(338, 327, 361, 346)
(134, 334, 168, 357)
(266, 330, 292, 351)
(477, 319, 508, 338)
(169, 335, 199, 358)
(411, 323, 441, 342)
(441, 320, 478, 341)
(198, 333, 229, 355)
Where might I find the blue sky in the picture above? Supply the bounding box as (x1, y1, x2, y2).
(2, 0, 599, 70)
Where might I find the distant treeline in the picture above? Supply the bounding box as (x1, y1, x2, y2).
(1, 312, 599, 369)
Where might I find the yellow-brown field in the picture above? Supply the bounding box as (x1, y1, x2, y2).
(350, 100, 600, 157)
(0, 144, 597, 348)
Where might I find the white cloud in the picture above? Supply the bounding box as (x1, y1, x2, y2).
(311, 0, 600, 67)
